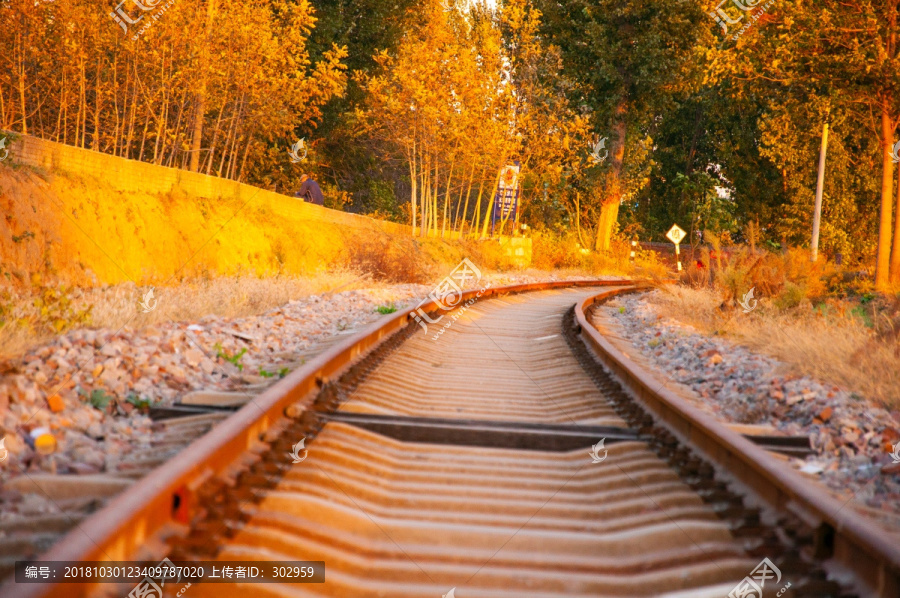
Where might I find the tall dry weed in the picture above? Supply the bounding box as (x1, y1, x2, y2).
(342, 229, 432, 284)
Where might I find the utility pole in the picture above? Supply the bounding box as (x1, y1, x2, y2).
(811, 118, 829, 262)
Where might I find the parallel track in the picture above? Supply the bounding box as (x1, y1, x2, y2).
(4, 281, 898, 597)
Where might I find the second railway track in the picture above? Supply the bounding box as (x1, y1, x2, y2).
(4, 281, 899, 597)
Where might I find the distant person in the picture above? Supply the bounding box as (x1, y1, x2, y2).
(294, 174, 324, 206)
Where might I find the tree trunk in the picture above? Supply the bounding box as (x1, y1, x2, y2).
(16, 32, 28, 135)
(471, 168, 486, 238)
(432, 160, 440, 237)
(0, 71, 7, 129)
(891, 147, 900, 283)
(455, 164, 475, 234)
(190, 0, 218, 172)
(75, 58, 85, 146)
(139, 106, 151, 161)
(167, 94, 187, 167)
(594, 102, 628, 251)
(91, 59, 102, 151)
(203, 93, 228, 173)
(55, 72, 66, 143)
(420, 154, 429, 237)
(218, 100, 237, 176)
(595, 202, 620, 252)
(153, 93, 167, 163)
(408, 138, 417, 236)
(190, 93, 206, 171)
(441, 156, 454, 238)
(480, 160, 506, 238)
(238, 132, 251, 181)
(875, 103, 895, 289)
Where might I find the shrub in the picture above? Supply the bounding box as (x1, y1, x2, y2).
(682, 242, 854, 312)
(774, 281, 807, 310)
(343, 228, 432, 283)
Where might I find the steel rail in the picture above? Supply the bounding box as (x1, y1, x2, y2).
(2, 279, 632, 598)
(575, 288, 900, 598)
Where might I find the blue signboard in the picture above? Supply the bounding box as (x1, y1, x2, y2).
(491, 162, 520, 235)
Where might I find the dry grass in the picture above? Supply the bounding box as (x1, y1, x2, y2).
(531, 230, 668, 279)
(648, 285, 900, 408)
(0, 270, 383, 360)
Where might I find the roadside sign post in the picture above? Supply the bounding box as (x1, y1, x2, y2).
(666, 224, 686, 272)
(492, 163, 520, 237)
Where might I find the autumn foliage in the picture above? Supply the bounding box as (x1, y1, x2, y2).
(354, 0, 591, 239)
(0, 0, 346, 180)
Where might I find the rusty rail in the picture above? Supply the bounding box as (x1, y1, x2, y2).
(575, 288, 900, 598)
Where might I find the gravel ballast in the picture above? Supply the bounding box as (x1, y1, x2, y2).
(595, 291, 900, 527)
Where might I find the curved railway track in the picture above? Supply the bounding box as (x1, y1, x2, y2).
(3, 280, 899, 597)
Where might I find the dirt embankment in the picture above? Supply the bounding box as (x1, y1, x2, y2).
(0, 163, 413, 288)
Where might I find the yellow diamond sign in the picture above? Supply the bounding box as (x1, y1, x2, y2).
(666, 224, 686, 245)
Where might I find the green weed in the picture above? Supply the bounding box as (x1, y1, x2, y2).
(375, 303, 398, 315)
(851, 305, 874, 328)
(214, 343, 248, 371)
(125, 393, 155, 410)
(12, 231, 34, 243)
(87, 389, 113, 410)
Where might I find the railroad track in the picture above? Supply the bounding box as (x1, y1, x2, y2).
(0, 411, 229, 582)
(3, 280, 899, 597)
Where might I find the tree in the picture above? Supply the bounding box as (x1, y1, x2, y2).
(534, 0, 710, 250)
(355, 0, 588, 238)
(712, 0, 900, 286)
(0, 0, 347, 184)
